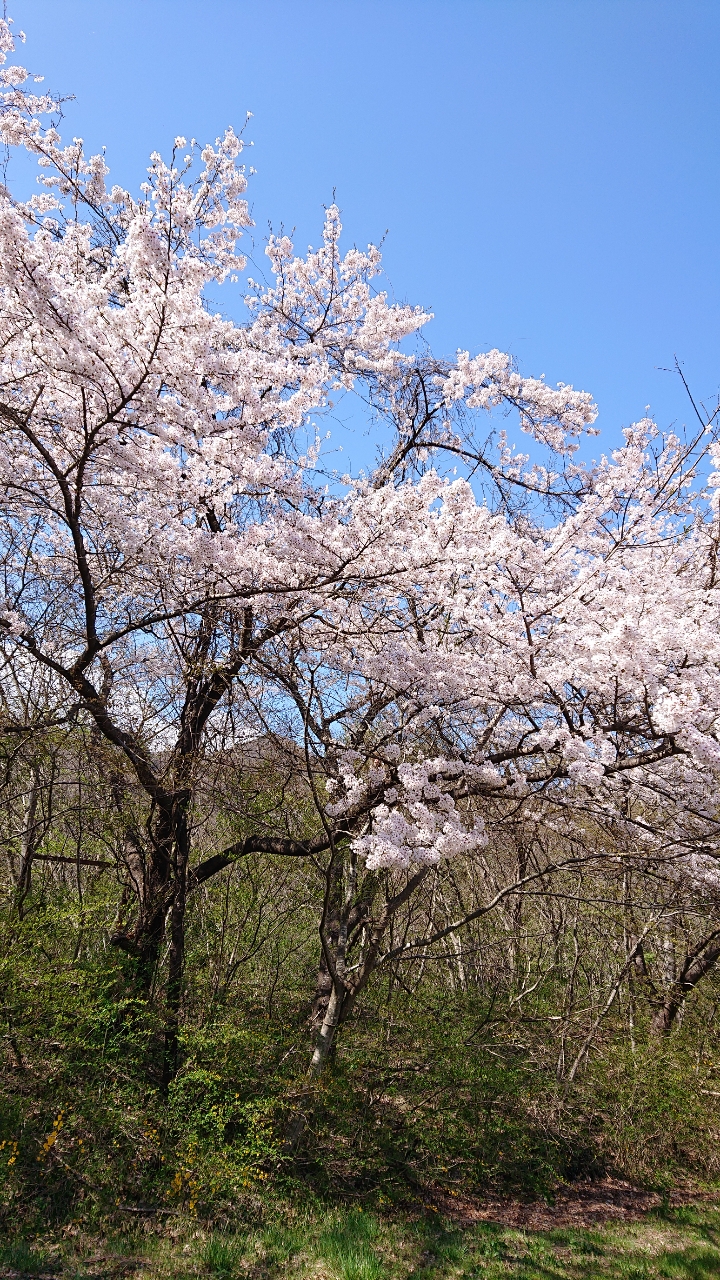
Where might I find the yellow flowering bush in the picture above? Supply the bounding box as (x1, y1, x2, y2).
(38, 1111, 65, 1161)
(165, 1070, 282, 1211)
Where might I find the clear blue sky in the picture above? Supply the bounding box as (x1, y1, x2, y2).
(13, 0, 720, 451)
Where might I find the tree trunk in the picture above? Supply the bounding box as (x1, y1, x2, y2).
(109, 790, 192, 1086)
(162, 802, 190, 1089)
(283, 980, 350, 1153)
(111, 800, 176, 976)
(309, 981, 346, 1077)
(283, 864, 420, 1155)
(309, 850, 344, 1030)
(650, 933, 720, 1037)
(15, 766, 41, 918)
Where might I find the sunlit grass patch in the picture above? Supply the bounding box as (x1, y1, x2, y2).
(202, 1231, 246, 1277)
(3, 1199, 720, 1280)
(317, 1209, 384, 1280)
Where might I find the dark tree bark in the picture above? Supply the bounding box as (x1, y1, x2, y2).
(15, 765, 41, 919)
(650, 931, 720, 1036)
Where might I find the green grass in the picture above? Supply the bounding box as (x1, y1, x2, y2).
(3, 1201, 720, 1279)
(319, 1209, 384, 1279)
(202, 1232, 247, 1277)
(0, 1239, 56, 1274)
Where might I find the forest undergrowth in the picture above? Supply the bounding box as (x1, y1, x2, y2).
(2, 866, 720, 1255)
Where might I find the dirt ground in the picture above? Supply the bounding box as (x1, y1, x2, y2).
(425, 1177, 717, 1230)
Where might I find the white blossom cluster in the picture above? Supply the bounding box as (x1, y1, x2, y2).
(326, 757, 487, 870)
(0, 17, 719, 883)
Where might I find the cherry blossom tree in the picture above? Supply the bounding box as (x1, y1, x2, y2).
(1, 14, 720, 1085)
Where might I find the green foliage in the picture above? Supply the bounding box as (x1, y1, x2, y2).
(165, 1065, 282, 1205)
(3, 821, 720, 1239)
(572, 1042, 720, 1182)
(2, 876, 720, 1238)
